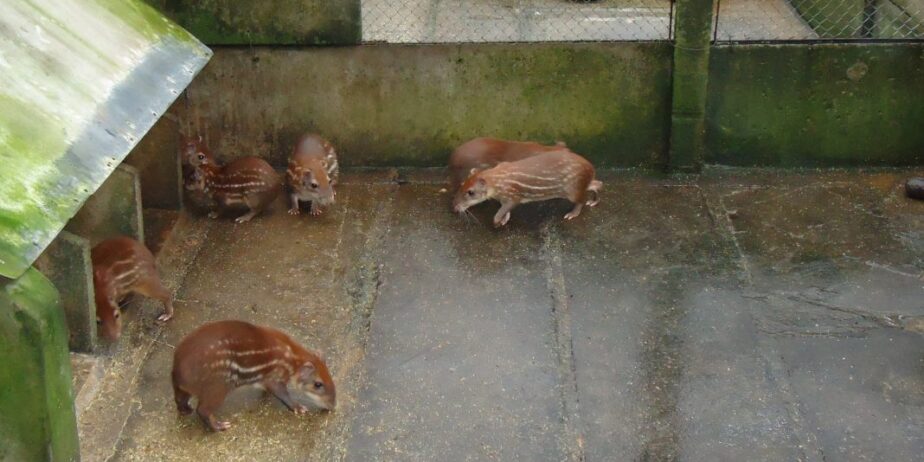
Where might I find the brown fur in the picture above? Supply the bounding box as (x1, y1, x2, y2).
(452, 150, 602, 227)
(448, 137, 567, 191)
(172, 320, 336, 431)
(91, 237, 173, 341)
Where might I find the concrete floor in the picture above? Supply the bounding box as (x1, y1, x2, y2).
(75, 168, 924, 461)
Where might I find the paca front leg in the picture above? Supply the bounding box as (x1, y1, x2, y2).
(196, 383, 232, 431)
(493, 201, 517, 228)
(288, 193, 301, 215)
(266, 381, 309, 415)
(564, 201, 584, 221)
(309, 201, 323, 216)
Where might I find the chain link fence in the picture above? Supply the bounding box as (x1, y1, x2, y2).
(362, 0, 675, 43)
(715, 0, 924, 42)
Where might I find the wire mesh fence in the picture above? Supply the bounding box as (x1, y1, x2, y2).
(361, 0, 675, 43)
(715, 0, 924, 42)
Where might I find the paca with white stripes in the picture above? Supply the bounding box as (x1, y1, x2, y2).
(171, 320, 336, 432)
(91, 237, 173, 341)
(452, 150, 603, 227)
(448, 137, 567, 191)
(286, 133, 339, 216)
(185, 152, 282, 223)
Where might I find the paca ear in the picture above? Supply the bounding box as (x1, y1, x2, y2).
(477, 177, 486, 187)
(298, 362, 316, 381)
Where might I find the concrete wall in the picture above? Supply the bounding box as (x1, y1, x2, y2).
(707, 43, 924, 166)
(176, 43, 674, 169)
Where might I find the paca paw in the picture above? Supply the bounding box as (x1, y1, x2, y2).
(288, 207, 301, 216)
(234, 214, 255, 224)
(157, 312, 173, 322)
(211, 420, 232, 432)
(292, 404, 309, 415)
(310, 208, 324, 216)
(494, 212, 511, 227)
(564, 211, 581, 220)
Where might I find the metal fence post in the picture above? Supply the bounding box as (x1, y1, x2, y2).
(669, 0, 717, 172)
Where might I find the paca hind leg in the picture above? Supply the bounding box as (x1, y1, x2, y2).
(173, 383, 194, 415)
(586, 180, 603, 207)
(134, 273, 173, 321)
(234, 194, 265, 223)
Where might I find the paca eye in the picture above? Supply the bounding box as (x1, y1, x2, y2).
(310, 182, 319, 189)
(197, 153, 205, 160)
(313, 381, 324, 390)
(467, 190, 475, 197)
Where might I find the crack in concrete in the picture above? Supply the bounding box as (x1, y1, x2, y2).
(541, 222, 585, 462)
(704, 187, 825, 462)
(317, 184, 396, 462)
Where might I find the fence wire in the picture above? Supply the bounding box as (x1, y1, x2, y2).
(362, 0, 674, 43)
(715, 0, 924, 42)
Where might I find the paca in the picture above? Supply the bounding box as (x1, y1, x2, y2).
(171, 320, 336, 431)
(183, 141, 282, 223)
(286, 134, 339, 216)
(452, 150, 602, 227)
(91, 237, 173, 340)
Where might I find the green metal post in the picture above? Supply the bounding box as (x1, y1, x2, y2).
(669, 0, 717, 172)
(0, 269, 80, 461)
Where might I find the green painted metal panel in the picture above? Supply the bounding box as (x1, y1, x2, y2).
(0, 0, 211, 279)
(0, 268, 78, 461)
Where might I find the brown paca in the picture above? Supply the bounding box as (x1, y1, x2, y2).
(91, 237, 173, 341)
(185, 150, 282, 223)
(286, 134, 339, 216)
(448, 137, 567, 190)
(452, 150, 602, 227)
(172, 320, 336, 431)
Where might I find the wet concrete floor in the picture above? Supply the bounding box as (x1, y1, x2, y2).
(83, 169, 923, 461)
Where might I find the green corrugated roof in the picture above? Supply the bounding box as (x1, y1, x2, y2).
(0, 0, 211, 278)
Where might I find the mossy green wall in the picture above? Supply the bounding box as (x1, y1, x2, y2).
(706, 43, 924, 166)
(178, 43, 673, 168)
(143, 0, 361, 45)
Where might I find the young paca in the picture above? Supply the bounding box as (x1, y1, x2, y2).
(183, 140, 282, 223)
(286, 134, 339, 216)
(448, 137, 567, 190)
(172, 320, 336, 431)
(91, 237, 173, 340)
(452, 150, 602, 227)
